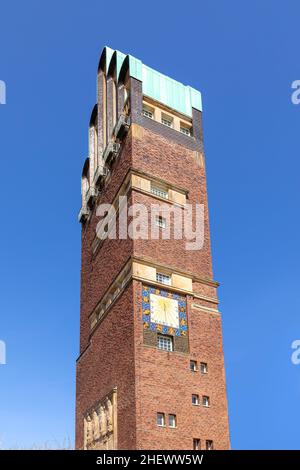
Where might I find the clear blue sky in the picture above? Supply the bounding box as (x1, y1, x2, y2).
(0, 0, 300, 450)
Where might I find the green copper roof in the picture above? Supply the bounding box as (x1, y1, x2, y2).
(102, 46, 202, 116)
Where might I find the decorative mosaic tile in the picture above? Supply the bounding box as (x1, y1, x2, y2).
(142, 285, 188, 337)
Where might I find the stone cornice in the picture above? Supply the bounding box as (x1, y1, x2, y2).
(132, 255, 219, 288)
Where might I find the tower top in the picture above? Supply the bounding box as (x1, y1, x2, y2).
(99, 46, 202, 117)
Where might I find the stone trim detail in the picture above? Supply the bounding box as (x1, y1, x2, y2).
(89, 257, 219, 334)
(84, 389, 117, 450)
(89, 260, 132, 330)
(88, 257, 219, 333)
(133, 255, 219, 289)
(191, 303, 220, 314)
(91, 168, 189, 255)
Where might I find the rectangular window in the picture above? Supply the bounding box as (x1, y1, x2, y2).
(157, 334, 173, 352)
(193, 439, 201, 450)
(155, 215, 166, 229)
(200, 362, 208, 374)
(190, 360, 197, 372)
(151, 184, 168, 199)
(156, 272, 171, 285)
(168, 414, 176, 428)
(180, 124, 192, 136)
(206, 440, 214, 450)
(143, 105, 154, 119)
(192, 394, 199, 406)
(157, 412, 165, 427)
(202, 396, 210, 407)
(161, 114, 173, 128)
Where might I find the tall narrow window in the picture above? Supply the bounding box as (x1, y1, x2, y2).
(168, 414, 177, 428)
(124, 87, 130, 115)
(206, 440, 214, 450)
(112, 79, 117, 128)
(94, 125, 98, 167)
(190, 360, 197, 372)
(193, 439, 201, 450)
(157, 413, 165, 427)
(192, 394, 199, 406)
(102, 73, 107, 148)
(200, 362, 208, 374)
(202, 396, 210, 407)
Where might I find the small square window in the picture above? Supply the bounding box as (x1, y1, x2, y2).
(157, 334, 173, 352)
(168, 414, 176, 428)
(151, 184, 168, 199)
(143, 105, 154, 119)
(161, 114, 173, 127)
(193, 438, 201, 450)
(192, 394, 199, 406)
(202, 396, 210, 407)
(200, 362, 208, 374)
(155, 216, 166, 229)
(157, 412, 165, 427)
(190, 360, 197, 372)
(156, 272, 171, 285)
(206, 440, 214, 450)
(180, 125, 192, 136)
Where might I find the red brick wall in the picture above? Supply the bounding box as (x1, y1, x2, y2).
(76, 124, 230, 450)
(79, 135, 133, 353)
(133, 281, 230, 450)
(76, 283, 137, 450)
(132, 127, 213, 278)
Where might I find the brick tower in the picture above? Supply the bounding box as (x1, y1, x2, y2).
(76, 47, 230, 450)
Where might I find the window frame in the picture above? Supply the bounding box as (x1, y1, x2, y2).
(202, 395, 210, 408)
(200, 362, 208, 374)
(157, 334, 173, 352)
(168, 414, 177, 428)
(192, 394, 199, 406)
(161, 113, 173, 128)
(156, 272, 171, 285)
(206, 440, 214, 450)
(193, 438, 201, 450)
(142, 104, 154, 119)
(157, 412, 166, 427)
(180, 123, 192, 136)
(150, 184, 169, 200)
(190, 360, 197, 372)
(155, 215, 167, 229)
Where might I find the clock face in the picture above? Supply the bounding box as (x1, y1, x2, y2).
(150, 293, 179, 328)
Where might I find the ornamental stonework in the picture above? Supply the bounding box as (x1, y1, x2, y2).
(83, 389, 117, 450)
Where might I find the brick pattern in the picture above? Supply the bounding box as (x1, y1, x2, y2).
(76, 67, 230, 450)
(133, 282, 230, 450)
(76, 283, 137, 450)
